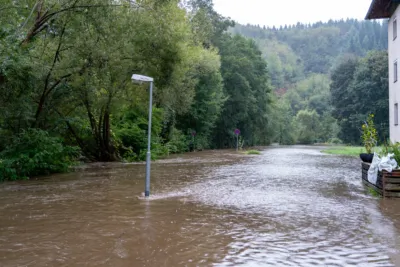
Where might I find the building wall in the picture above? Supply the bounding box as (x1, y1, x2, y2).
(389, 5, 400, 143)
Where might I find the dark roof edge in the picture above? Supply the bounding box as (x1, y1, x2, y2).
(365, 0, 379, 20)
(365, 0, 398, 20)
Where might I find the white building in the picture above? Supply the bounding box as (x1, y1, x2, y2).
(366, 0, 400, 142)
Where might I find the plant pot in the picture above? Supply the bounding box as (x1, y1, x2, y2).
(360, 153, 374, 163)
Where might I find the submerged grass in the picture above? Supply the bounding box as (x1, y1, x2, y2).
(322, 146, 366, 157)
(366, 187, 381, 198)
(245, 150, 261, 155)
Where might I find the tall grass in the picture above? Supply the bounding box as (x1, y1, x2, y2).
(245, 150, 261, 155)
(322, 146, 366, 156)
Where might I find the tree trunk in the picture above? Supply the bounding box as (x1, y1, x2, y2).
(22, 0, 45, 45)
(99, 109, 118, 161)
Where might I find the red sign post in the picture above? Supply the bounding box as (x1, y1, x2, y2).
(234, 129, 240, 151)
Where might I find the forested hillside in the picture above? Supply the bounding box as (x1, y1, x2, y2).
(232, 20, 389, 144)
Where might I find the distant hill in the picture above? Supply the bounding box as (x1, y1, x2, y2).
(231, 19, 388, 90)
(231, 19, 389, 145)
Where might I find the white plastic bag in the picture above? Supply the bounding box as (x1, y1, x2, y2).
(368, 152, 380, 185)
(367, 153, 398, 185)
(379, 153, 398, 173)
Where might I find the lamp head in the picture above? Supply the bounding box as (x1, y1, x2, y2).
(131, 74, 154, 83)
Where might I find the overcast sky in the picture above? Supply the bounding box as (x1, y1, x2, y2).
(213, 0, 374, 27)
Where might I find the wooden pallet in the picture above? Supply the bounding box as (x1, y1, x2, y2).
(362, 162, 400, 198)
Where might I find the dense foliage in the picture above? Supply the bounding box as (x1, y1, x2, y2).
(0, 0, 272, 180)
(331, 51, 389, 144)
(0, 129, 79, 180)
(234, 20, 388, 145)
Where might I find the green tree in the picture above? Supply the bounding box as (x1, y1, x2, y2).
(330, 51, 388, 144)
(271, 99, 297, 145)
(176, 48, 225, 149)
(296, 109, 320, 144)
(213, 34, 272, 148)
(330, 56, 359, 143)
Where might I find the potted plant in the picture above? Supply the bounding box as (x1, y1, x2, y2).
(360, 114, 377, 163)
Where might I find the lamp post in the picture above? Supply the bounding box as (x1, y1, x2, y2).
(131, 74, 154, 197)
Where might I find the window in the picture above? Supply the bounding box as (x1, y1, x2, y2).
(394, 18, 398, 40)
(395, 103, 399, 126)
(395, 61, 398, 83)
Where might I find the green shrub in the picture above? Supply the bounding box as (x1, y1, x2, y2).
(367, 187, 381, 198)
(245, 150, 261, 155)
(114, 106, 167, 162)
(166, 128, 188, 154)
(192, 134, 209, 151)
(120, 139, 169, 162)
(382, 142, 400, 165)
(120, 148, 139, 162)
(150, 136, 170, 159)
(0, 129, 80, 181)
(279, 133, 297, 145)
(115, 123, 147, 154)
(328, 137, 343, 145)
(391, 144, 400, 165)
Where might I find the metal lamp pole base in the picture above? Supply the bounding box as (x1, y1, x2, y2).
(145, 151, 151, 197)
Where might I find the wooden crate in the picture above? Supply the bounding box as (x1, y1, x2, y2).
(362, 162, 400, 197)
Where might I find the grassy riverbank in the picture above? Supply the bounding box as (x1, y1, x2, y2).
(322, 146, 366, 157)
(244, 150, 261, 155)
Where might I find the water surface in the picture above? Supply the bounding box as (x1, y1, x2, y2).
(1, 146, 400, 266)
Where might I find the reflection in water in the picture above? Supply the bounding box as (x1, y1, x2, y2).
(0, 147, 400, 266)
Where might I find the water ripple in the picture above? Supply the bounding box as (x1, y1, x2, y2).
(0, 147, 399, 266)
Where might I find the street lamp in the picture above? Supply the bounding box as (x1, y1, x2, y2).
(131, 74, 154, 197)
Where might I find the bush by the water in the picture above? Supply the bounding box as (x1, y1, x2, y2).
(166, 128, 189, 154)
(0, 129, 80, 181)
(328, 138, 343, 145)
(245, 150, 261, 155)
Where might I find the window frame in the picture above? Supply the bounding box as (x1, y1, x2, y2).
(395, 103, 399, 126)
(394, 18, 398, 41)
(395, 61, 398, 83)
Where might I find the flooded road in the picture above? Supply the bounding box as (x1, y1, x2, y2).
(1, 146, 400, 266)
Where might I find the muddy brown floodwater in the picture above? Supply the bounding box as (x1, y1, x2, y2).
(1, 146, 400, 267)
